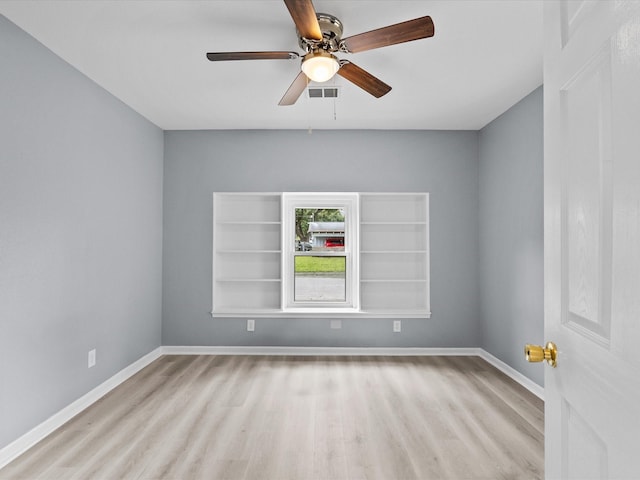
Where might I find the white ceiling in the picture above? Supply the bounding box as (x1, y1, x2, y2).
(0, 0, 543, 131)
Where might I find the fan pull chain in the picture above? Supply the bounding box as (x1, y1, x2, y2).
(307, 84, 313, 134)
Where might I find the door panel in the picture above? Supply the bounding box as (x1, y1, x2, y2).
(560, 0, 598, 47)
(545, 1, 640, 478)
(561, 398, 608, 479)
(561, 41, 613, 344)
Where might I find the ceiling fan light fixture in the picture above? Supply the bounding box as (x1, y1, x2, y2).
(301, 51, 339, 83)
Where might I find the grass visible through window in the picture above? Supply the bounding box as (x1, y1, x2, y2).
(294, 256, 346, 273)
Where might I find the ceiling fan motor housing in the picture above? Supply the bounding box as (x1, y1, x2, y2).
(297, 13, 343, 52)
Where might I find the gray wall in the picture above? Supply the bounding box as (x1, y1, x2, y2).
(0, 16, 164, 449)
(478, 86, 544, 386)
(163, 130, 480, 348)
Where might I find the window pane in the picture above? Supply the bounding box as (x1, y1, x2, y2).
(294, 256, 346, 302)
(295, 208, 345, 252)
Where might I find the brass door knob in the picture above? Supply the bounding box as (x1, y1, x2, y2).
(525, 342, 558, 368)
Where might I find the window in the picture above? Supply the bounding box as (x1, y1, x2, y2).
(282, 193, 358, 312)
(212, 192, 430, 318)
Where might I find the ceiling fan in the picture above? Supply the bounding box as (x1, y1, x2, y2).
(206, 0, 435, 106)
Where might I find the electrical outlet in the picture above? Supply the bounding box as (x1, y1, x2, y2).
(247, 319, 255, 332)
(393, 320, 402, 333)
(88, 349, 96, 368)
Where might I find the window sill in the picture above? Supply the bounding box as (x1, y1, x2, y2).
(211, 310, 432, 319)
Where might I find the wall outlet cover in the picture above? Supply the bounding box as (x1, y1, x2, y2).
(88, 349, 96, 368)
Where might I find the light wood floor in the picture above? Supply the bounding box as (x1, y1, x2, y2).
(0, 355, 543, 480)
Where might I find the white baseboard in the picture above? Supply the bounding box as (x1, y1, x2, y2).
(0, 347, 163, 470)
(478, 349, 545, 400)
(160, 345, 483, 356)
(1, 345, 543, 470)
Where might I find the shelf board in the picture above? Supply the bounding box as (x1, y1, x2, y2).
(360, 279, 427, 283)
(216, 278, 281, 283)
(217, 250, 281, 254)
(360, 250, 427, 254)
(360, 221, 426, 225)
(357, 309, 431, 317)
(211, 309, 431, 318)
(216, 221, 281, 225)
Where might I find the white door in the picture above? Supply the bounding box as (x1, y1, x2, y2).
(544, 0, 640, 478)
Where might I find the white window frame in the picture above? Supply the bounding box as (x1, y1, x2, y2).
(282, 192, 359, 314)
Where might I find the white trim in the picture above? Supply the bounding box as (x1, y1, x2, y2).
(0, 347, 163, 470)
(282, 193, 359, 310)
(161, 346, 482, 356)
(0, 346, 543, 470)
(210, 310, 432, 319)
(478, 349, 545, 400)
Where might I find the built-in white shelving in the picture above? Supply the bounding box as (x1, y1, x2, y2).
(213, 193, 282, 314)
(212, 192, 430, 317)
(359, 193, 430, 315)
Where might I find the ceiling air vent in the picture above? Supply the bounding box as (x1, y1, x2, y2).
(307, 87, 339, 99)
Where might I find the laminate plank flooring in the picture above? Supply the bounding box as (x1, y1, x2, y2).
(0, 355, 544, 479)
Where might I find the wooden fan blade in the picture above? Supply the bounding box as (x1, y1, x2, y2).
(207, 51, 299, 61)
(279, 71, 309, 106)
(283, 0, 322, 40)
(337, 61, 391, 98)
(341, 16, 434, 53)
